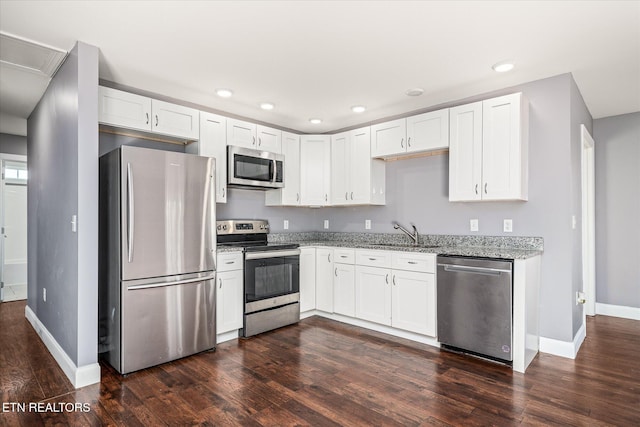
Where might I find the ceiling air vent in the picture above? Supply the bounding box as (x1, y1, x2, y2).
(0, 32, 67, 77)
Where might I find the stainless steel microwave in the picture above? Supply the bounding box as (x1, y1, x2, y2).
(227, 145, 284, 189)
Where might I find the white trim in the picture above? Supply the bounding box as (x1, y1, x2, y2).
(581, 124, 596, 316)
(539, 322, 586, 359)
(25, 305, 101, 388)
(596, 303, 640, 321)
(216, 329, 239, 344)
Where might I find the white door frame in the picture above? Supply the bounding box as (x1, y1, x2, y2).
(580, 125, 596, 316)
(0, 153, 27, 302)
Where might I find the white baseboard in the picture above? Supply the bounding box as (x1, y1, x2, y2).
(539, 321, 586, 359)
(25, 306, 101, 388)
(596, 303, 640, 320)
(216, 329, 239, 344)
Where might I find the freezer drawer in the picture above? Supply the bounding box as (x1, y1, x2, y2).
(437, 256, 513, 362)
(120, 272, 216, 374)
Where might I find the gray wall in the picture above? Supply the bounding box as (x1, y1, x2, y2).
(27, 42, 99, 367)
(217, 73, 583, 342)
(0, 133, 27, 155)
(594, 112, 640, 309)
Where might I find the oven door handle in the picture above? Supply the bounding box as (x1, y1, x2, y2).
(245, 248, 301, 260)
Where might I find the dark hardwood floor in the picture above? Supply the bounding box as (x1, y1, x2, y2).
(1, 300, 639, 426)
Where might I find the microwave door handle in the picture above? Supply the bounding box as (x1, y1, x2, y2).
(271, 159, 277, 183)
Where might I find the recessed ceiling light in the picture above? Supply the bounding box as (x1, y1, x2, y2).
(405, 88, 424, 97)
(216, 88, 233, 98)
(260, 102, 275, 110)
(351, 105, 366, 113)
(309, 118, 322, 124)
(492, 61, 515, 73)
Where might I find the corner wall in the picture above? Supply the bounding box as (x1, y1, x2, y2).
(26, 41, 100, 387)
(593, 112, 640, 312)
(0, 133, 27, 156)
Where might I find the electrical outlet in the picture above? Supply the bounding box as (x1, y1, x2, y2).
(503, 219, 513, 233)
(365, 220, 371, 230)
(324, 219, 329, 229)
(43, 288, 46, 302)
(470, 219, 479, 232)
(283, 219, 289, 230)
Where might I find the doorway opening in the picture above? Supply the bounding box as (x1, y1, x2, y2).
(1, 154, 27, 302)
(581, 125, 596, 317)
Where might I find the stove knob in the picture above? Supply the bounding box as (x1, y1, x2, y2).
(222, 224, 228, 231)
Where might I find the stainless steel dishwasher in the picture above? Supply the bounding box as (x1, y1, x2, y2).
(437, 256, 513, 363)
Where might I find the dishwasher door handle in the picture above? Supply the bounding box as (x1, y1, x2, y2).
(439, 264, 510, 275)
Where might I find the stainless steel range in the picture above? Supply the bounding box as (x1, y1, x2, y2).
(217, 220, 300, 337)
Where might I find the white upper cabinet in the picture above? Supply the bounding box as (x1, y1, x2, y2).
(449, 92, 528, 201)
(226, 118, 257, 149)
(449, 101, 483, 201)
(265, 131, 301, 206)
(370, 119, 406, 158)
(98, 86, 199, 140)
(406, 109, 450, 153)
(256, 125, 282, 153)
(371, 109, 449, 159)
(330, 131, 350, 205)
(99, 86, 151, 131)
(300, 135, 331, 206)
(151, 100, 199, 140)
(331, 127, 385, 206)
(186, 112, 227, 203)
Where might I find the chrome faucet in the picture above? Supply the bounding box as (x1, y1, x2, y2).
(393, 222, 419, 246)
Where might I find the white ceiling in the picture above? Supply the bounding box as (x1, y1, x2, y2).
(0, 1, 639, 136)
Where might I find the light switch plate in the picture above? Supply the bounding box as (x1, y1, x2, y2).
(324, 219, 329, 229)
(283, 220, 289, 230)
(470, 219, 479, 232)
(365, 219, 371, 230)
(503, 219, 513, 233)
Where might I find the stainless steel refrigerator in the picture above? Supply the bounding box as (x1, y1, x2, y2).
(98, 146, 216, 374)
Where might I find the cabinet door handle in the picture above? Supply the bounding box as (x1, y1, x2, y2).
(385, 274, 389, 284)
(219, 278, 222, 289)
(328, 253, 331, 263)
(407, 137, 411, 148)
(484, 183, 488, 194)
(368, 257, 377, 261)
(155, 115, 159, 127)
(335, 267, 338, 277)
(393, 275, 396, 286)
(408, 261, 418, 264)
(325, 194, 328, 202)
(222, 187, 225, 198)
(258, 137, 261, 146)
(296, 193, 299, 202)
(145, 112, 149, 125)
(350, 192, 354, 200)
(345, 192, 348, 200)
(400, 138, 404, 148)
(475, 184, 478, 195)
(340, 255, 347, 258)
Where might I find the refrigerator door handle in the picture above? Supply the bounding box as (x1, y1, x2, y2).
(127, 162, 134, 263)
(127, 273, 216, 291)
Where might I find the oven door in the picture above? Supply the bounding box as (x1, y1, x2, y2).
(228, 146, 285, 189)
(244, 249, 300, 313)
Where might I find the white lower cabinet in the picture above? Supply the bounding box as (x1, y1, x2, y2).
(355, 265, 392, 326)
(216, 252, 244, 336)
(391, 270, 435, 336)
(299, 247, 316, 313)
(315, 248, 334, 313)
(333, 249, 355, 317)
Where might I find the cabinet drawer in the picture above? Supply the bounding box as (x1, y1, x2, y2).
(392, 252, 436, 273)
(356, 250, 392, 268)
(333, 249, 355, 264)
(217, 251, 243, 272)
